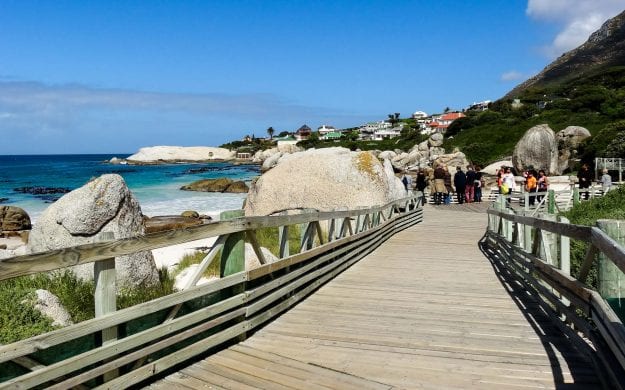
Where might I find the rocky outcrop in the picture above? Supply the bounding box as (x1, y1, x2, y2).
(180, 178, 249, 193)
(428, 132, 444, 147)
(432, 151, 470, 171)
(244, 147, 405, 216)
(126, 146, 235, 164)
(28, 174, 159, 289)
(512, 124, 559, 174)
(0, 206, 31, 232)
(557, 126, 591, 173)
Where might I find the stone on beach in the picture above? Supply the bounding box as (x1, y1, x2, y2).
(126, 146, 235, 164)
(28, 174, 160, 289)
(0, 206, 31, 232)
(244, 147, 405, 216)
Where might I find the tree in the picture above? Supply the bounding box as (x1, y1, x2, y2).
(267, 127, 275, 139)
(444, 107, 451, 113)
(387, 113, 400, 126)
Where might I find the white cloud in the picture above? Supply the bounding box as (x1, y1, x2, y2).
(500, 71, 524, 82)
(527, 0, 624, 57)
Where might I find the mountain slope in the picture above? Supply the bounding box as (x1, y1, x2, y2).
(506, 9, 625, 98)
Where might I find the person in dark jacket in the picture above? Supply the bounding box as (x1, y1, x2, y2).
(465, 165, 476, 203)
(453, 166, 466, 204)
(416, 170, 428, 204)
(577, 163, 593, 200)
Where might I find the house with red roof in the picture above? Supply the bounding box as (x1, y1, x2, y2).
(427, 112, 465, 133)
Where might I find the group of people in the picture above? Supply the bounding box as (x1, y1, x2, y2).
(579, 163, 613, 199)
(426, 164, 483, 205)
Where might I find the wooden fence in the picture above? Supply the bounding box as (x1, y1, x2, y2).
(484, 198, 625, 389)
(0, 194, 423, 389)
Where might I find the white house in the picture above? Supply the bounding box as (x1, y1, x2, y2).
(411, 110, 428, 119)
(317, 125, 337, 135)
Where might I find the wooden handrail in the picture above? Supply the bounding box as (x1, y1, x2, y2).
(0, 194, 422, 281)
(0, 193, 424, 389)
(484, 203, 625, 388)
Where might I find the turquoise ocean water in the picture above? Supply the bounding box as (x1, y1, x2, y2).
(0, 155, 260, 223)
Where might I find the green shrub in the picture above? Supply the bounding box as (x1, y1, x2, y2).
(562, 186, 625, 288)
(0, 268, 176, 343)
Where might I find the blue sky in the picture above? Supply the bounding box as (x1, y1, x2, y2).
(1, 0, 624, 154)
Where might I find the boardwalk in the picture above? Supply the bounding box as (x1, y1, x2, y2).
(149, 205, 599, 389)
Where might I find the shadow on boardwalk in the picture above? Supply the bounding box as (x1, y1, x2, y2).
(479, 236, 601, 389)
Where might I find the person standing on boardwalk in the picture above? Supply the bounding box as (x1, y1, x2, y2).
(600, 169, 612, 194)
(453, 166, 467, 204)
(465, 165, 476, 203)
(443, 166, 454, 204)
(536, 169, 549, 203)
(416, 170, 428, 204)
(474, 165, 483, 202)
(501, 167, 516, 204)
(577, 163, 593, 200)
(525, 170, 537, 206)
(401, 172, 412, 195)
(433, 165, 446, 205)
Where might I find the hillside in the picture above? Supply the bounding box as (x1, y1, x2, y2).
(446, 9, 625, 167)
(506, 9, 625, 98)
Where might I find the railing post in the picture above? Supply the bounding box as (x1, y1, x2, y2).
(547, 190, 556, 214)
(94, 231, 118, 382)
(278, 211, 290, 258)
(597, 220, 625, 310)
(559, 216, 570, 275)
(573, 188, 580, 206)
(220, 210, 245, 276)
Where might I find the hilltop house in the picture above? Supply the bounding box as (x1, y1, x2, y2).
(295, 125, 312, 141)
(411, 110, 428, 119)
(426, 112, 465, 133)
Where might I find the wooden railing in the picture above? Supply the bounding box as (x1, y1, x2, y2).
(0, 194, 423, 389)
(484, 198, 625, 389)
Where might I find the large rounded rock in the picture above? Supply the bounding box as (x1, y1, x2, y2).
(261, 152, 283, 172)
(557, 126, 591, 173)
(244, 148, 405, 216)
(28, 174, 159, 289)
(512, 124, 559, 174)
(0, 206, 31, 231)
(428, 132, 444, 147)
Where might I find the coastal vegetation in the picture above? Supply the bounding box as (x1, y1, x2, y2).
(0, 269, 175, 343)
(562, 185, 625, 288)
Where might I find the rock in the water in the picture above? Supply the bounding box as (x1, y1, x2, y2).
(126, 146, 235, 164)
(0, 197, 8, 203)
(144, 215, 204, 234)
(513, 124, 559, 174)
(180, 178, 249, 193)
(28, 174, 159, 289)
(181, 210, 199, 218)
(556, 126, 591, 173)
(27, 289, 74, 327)
(0, 206, 31, 231)
(224, 181, 249, 193)
(244, 147, 405, 216)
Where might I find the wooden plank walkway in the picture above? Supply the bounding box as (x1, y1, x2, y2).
(148, 205, 600, 389)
